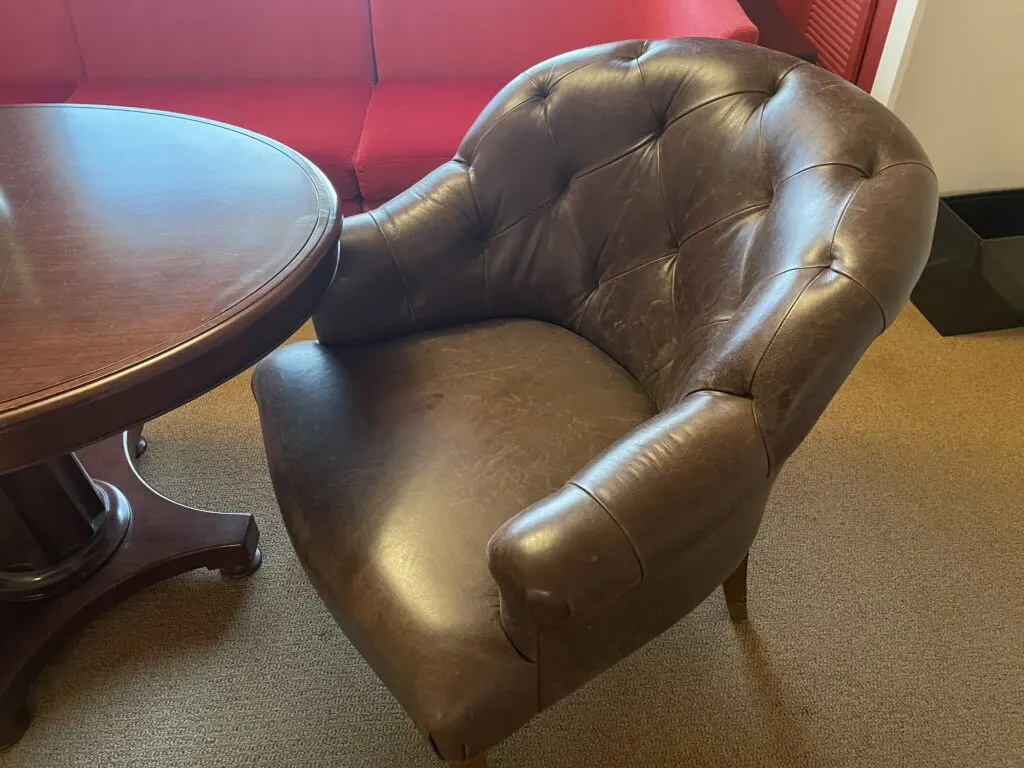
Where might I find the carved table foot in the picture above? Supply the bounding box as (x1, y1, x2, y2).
(0, 432, 260, 750)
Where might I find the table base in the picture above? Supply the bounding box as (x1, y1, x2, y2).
(0, 432, 260, 750)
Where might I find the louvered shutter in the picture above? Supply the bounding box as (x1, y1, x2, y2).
(805, 0, 878, 81)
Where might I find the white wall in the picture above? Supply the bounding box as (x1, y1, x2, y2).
(872, 0, 1024, 195)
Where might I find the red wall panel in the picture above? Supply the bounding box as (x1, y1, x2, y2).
(778, 0, 813, 29)
(805, 0, 878, 81)
(856, 0, 899, 90)
(777, 0, 890, 86)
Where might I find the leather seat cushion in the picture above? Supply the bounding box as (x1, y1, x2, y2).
(68, 81, 371, 200)
(354, 80, 504, 202)
(252, 319, 656, 757)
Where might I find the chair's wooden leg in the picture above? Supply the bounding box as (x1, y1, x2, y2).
(723, 554, 749, 623)
(448, 754, 487, 768)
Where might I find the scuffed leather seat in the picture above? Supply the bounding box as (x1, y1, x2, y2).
(252, 38, 938, 766)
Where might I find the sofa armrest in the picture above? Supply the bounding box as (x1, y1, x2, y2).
(487, 390, 770, 660)
(658, 0, 759, 44)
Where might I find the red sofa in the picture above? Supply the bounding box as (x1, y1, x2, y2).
(0, 0, 758, 213)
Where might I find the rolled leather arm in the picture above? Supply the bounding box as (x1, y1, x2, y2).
(487, 390, 770, 659)
(313, 163, 491, 346)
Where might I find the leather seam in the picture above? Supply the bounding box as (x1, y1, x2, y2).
(777, 60, 809, 84)
(683, 385, 751, 401)
(609, 389, 772, 524)
(569, 132, 659, 182)
(670, 248, 680, 355)
(368, 210, 417, 326)
(677, 202, 772, 253)
(667, 88, 773, 131)
(829, 267, 888, 332)
(463, 167, 492, 315)
(749, 397, 771, 479)
(491, 195, 558, 239)
(644, 353, 678, 406)
(772, 162, 934, 193)
(746, 267, 825, 472)
(548, 57, 604, 90)
(574, 288, 597, 335)
(777, 161, 869, 186)
(466, 94, 543, 156)
(601, 249, 677, 286)
(567, 482, 646, 587)
(755, 263, 832, 290)
(873, 159, 937, 178)
(532, 74, 568, 176)
(747, 265, 827, 396)
(685, 315, 734, 336)
(635, 55, 659, 125)
(824, 175, 876, 313)
(758, 96, 768, 185)
(657, 128, 679, 245)
(665, 389, 771, 478)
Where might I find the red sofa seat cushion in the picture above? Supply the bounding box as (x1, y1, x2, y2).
(69, 82, 371, 200)
(355, 81, 504, 202)
(67, 0, 374, 81)
(370, 0, 757, 80)
(0, 83, 78, 104)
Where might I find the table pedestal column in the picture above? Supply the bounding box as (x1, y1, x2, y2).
(0, 454, 132, 600)
(0, 432, 261, 749)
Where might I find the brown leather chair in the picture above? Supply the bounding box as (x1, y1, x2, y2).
(252, 38, 938, 767)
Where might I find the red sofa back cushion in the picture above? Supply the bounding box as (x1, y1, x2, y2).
(0, 0, 84, 82)
(67, 0, 374, 81)
(371, 0, 756, 80)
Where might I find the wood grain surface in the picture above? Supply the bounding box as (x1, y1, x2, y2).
(0, 104, 341, 471)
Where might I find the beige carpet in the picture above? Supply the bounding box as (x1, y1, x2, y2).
(3, 307, 1023, 768)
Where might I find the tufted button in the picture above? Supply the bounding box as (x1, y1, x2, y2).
(774, 64, 799, 95)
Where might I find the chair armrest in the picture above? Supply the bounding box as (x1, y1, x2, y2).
(487, 390, 770, 659)
(313, 162, 490, 346)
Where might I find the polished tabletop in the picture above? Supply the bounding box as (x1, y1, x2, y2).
(0, 104, 340, 470)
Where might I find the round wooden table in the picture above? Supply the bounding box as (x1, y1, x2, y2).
(0, 104, 341, 748)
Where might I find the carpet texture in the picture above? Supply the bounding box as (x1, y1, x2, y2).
(2, 307, 1022, 768)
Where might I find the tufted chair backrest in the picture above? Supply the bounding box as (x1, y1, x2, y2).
(317, 38, 937, 472)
